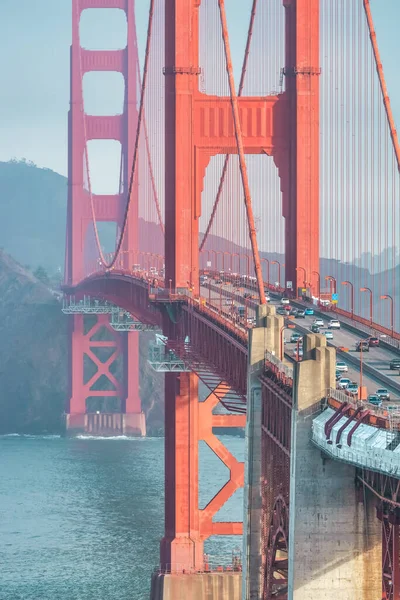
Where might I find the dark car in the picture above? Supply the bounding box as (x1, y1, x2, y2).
(243, 292, 252, 299)
(389, 359, 400, 370)
(355, 340, 369, 352)
(368, 394, 382, 407)
(311, 324, 320, 333)
(290, 308, 298, 316)
(368, 337, 380, 347)
(277, 308, 287, 316)
(296, 310, 306, 318)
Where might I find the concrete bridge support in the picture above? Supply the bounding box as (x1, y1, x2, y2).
(288, 335, 382, 600)
(243, 304, 282, 600)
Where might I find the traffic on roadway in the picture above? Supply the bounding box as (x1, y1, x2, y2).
(199, 272, 400, 403)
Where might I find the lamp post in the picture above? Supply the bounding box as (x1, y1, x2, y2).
(325, 275, 337, 296)
(380, 294, 394, 337)
(341, 280, 354, 319)
(272, 260, 282, 290)
(360, 287, 373, 325)
(261, 257, 270, 289)
(279, 316, 295, 360)
(312, 271, 321, 305)
(295, 267, 307, 295)
(223, 251, 231, 275)
(240, 253, 250, 279)
(231, 252, 240, 273)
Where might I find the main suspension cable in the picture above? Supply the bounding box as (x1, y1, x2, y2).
(79, 0, 156, 269)
(218, 0, 266, 305)
(363, 0, 400, 172)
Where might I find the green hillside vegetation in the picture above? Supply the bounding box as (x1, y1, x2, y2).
(0, 160, 67, 272)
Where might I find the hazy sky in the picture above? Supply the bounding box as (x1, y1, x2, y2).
(0, 0, 399, 179)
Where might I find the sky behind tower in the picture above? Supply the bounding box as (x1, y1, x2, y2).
(0, 0, 398, 180)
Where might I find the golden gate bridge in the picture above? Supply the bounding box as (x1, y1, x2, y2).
(62, 1, 400, 598)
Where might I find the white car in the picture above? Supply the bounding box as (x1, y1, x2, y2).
(281, 297, 290, 305)
(329, 319, 341, 329)
(265, 294, 271, 302)
(313, 318, 324, 327)
(336, 361, 348, 372)
(337, 377, 351, 389)
(324, 331, 334, 340)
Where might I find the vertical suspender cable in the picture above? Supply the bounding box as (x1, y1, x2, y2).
(200, 0, 259, 252)
(217, 0, 266, 304)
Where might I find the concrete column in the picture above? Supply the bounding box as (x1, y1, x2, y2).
(288, 334, 382, 600)
(243, 305, 282, 600)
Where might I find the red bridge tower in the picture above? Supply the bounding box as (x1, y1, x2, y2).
(65, 0, 145, 436)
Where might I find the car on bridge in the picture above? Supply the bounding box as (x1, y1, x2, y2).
(281, 297, 290, 305)
(296, 310, 306, 318)
(290, 333, 302, 343)
(376, 388, 390, 401)
(367, 336, 380, 347)
(328, 319, 341, 329)
(367, 394, 382, 407)
(311, 324, 320, 333)
(355, 340, 370, 352)
(389, 358, 400, 370)
(313, 318, 324, 327)
(305, 308, 314, 315)
(346, 383, 359, 397)
(292, 348, 303, 360)
(337, 377, 351, 389)
(336, 361, 348, 372)
(324, 331, 334, 340)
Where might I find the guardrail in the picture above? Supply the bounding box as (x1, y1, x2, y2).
(153, 552, 243, 575)
(327, 387, 400, 420)
(265, 350, 294, 379)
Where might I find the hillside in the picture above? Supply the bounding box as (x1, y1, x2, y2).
(0, 160, 67, 272)
(0, 250, 164, 434)
(0, 251, 68, 433)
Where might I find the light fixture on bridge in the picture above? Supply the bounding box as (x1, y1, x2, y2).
(147, 335, 191, 372)
(110, 309, 161, 333)
(61, 295, 115, 315)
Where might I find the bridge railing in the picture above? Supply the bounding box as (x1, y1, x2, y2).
(265, 350, 294, 380)
(153, 552, 243, 575)
(326, 387, 400, 425)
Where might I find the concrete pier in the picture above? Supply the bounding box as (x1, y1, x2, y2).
(243, 304, 281, 600)
(65, 412, 146, 436)
(288, 335, 382, 599)
(149, 572, 242, 600)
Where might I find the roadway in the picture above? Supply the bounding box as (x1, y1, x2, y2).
(200, 279, 400, 400)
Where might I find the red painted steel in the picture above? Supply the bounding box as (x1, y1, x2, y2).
(66, 0, 141, 424)
(67, 314, 123, 418)
(65, 0, 400, 590)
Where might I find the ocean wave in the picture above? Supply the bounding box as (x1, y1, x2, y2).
(0, 433, 62, 439)
(74, 435, 160, 441)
